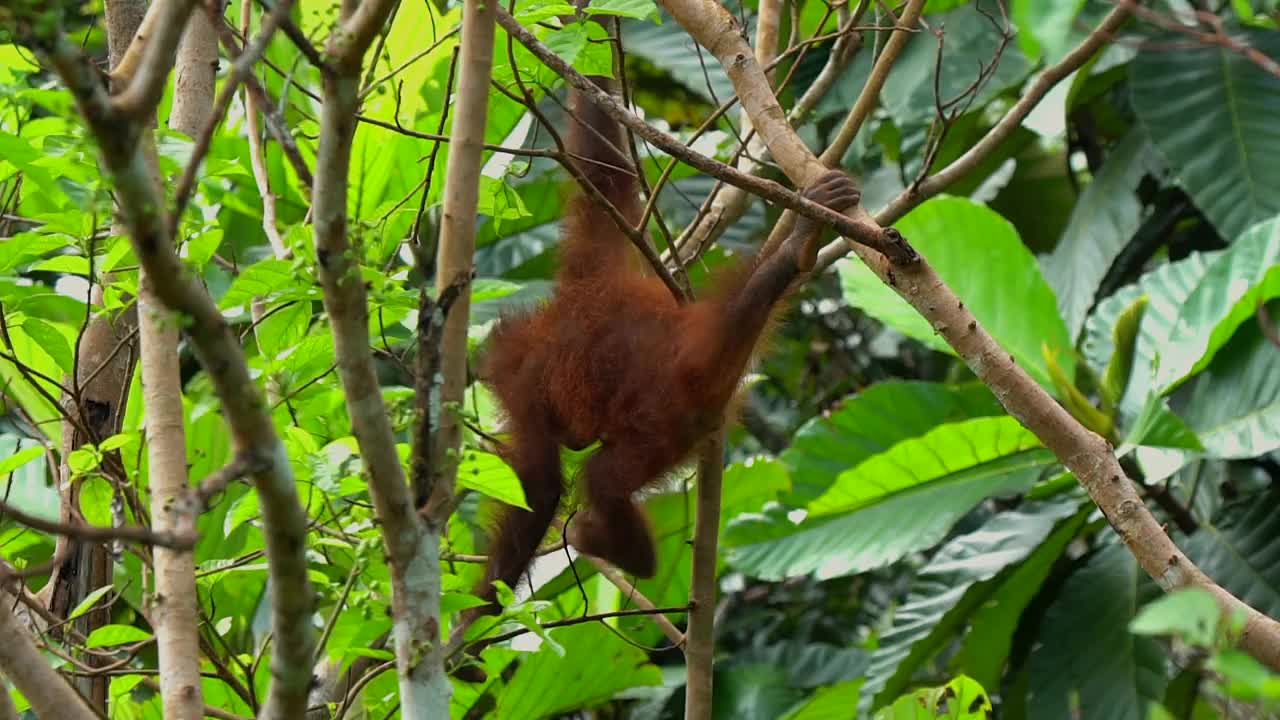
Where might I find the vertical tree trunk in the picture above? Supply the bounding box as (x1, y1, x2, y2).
(141, 6, 217, 719)
(683, 435, 725, 720)
(40, 0, 149, 708)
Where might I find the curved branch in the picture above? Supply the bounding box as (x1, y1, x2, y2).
(656, 0, 1280, 671)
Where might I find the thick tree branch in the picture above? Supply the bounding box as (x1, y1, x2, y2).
(0, 596, 97, 720)
(658, 0, 1280, 671)
(310, 0, 464, 716)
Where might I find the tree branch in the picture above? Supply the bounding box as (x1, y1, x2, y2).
(493, 8, 916, 265)
(0, 595, 97, 720)
(658, 0, 1280, 672)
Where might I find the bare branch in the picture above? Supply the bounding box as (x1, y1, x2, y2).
(493, 8, 915, 264)
(0, 499, 195, 549)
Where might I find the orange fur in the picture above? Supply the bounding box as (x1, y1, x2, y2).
(472, 76, 859, 610)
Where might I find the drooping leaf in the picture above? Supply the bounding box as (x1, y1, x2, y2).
(952, 501, 1089, 689)
(1027, 544, 1169, 720)
(862, 500, 1082, 711)
(1131, 27, 1280, 241)
(1102, 295, 1147, 409)
(839, 197, 1073, 390)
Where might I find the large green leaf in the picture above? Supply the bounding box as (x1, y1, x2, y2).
(780, 381, 1003, 504)
(952, 500, 1089, 689)
(727, 417, 1056, 580)
(839, 197, 1072, 389)
(1027, 544, 1169, 720)
(495, 624, 661, 718)
(862, 500, 1084, 712)
(1183, 491, 1280, 624)
(1082, 250, 1218, 415)
(1157, 217, 1280, 391)
(1178, 315, 1280, 459)
(1131, 27, 1280, 241)
(809, 416, 1045, 515)
(781, 679, 863, 720)
(1041, 128, 1155, 340)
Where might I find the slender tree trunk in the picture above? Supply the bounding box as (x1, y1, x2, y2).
(140, 7, 216, 719)
(683, 435, 725, 720)
(40, 0, 148, 708)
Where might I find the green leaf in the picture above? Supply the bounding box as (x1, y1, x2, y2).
(514, 1, 577, 23)
(1083, 250, 1217, 415)
(1183, 492, 1280, 620)
(456, 450, 529, 509)
(78, 476, 114, 526)
(729, 417, 1055, 580)
(780, 381, 1003, 504)
(0, 436, 55, 516)
(863, 501, 1082, 711)
(781, 678, 864, 720)
(1042, 128, 1154, 340)
(494, 624, 661, 718)
(1207, 650, 1280, 704)
(67, 585, 115, 622)
(68, 447, 102, 476)
(181, 226, 223, 269)
(1130, 587, 1220, 648)
(255, 301, 312, 360)
(873, 675, 992, 720)
(586, 0, 661, 21)
(1132, 27, 1280, 241)
(29, 254, 89, 274)
(839, 197, 1072, 390)
(1010, 0, 1087, 61)
(0, 445, 41, 473)
(1102, 295, 1147, 409)
(0, 232, 69, 274)
(85, 624, 153, 648)
(953, 503, 1089, 689)
(1027, 545, 1169, 720)
(809, 416, 1044, 516)
(219, 258, 306, 309)
(1157, 217, 1280, 391)
(1180, 315, 1280, 459)
(20, 317, 73, 375)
